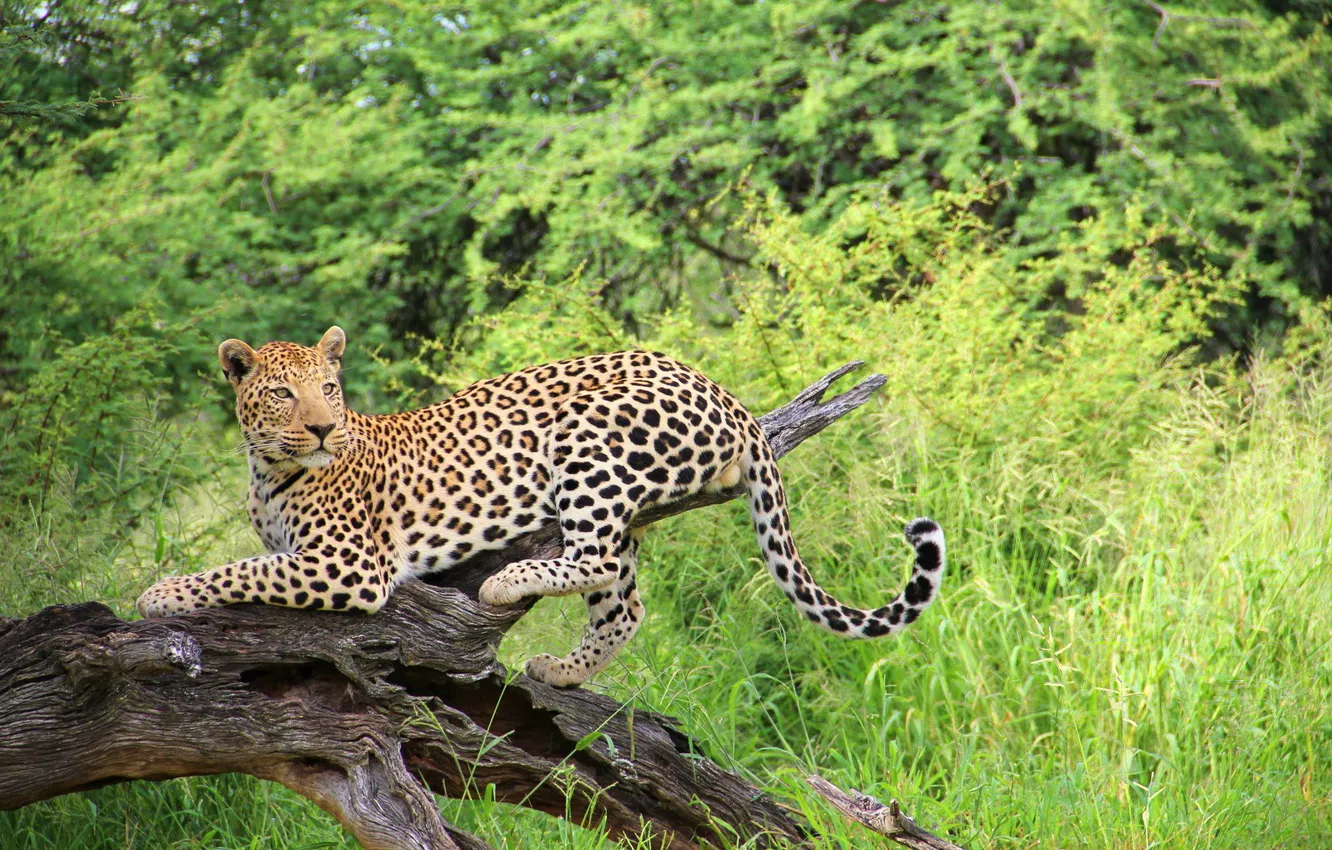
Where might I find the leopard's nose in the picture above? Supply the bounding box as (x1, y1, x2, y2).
(306, 423, 335, 442)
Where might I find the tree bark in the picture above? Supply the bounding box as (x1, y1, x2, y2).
(0, 362, 953, 850)
(805, 776, 968, 850)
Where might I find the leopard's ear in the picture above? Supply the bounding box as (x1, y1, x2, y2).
(316, 326, 346, 368)
(219, 339, 258, 385)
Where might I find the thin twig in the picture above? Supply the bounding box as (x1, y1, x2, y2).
(684, 231, 754, 266)
(989, 43, 1023, 109)
(1142, 0, 1257, 51)
(261, 171, 278, 215)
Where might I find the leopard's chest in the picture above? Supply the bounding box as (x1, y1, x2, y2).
(247, 465, 345, 554)
(248, 485, 291, 553)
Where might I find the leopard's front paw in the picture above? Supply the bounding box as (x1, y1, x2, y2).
(136, 578, 198, 618)
(524, 653, 588, 688)
(479, 571, 528, 607)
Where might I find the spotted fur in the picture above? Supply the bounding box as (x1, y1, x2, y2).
(137, 328, 946, 687)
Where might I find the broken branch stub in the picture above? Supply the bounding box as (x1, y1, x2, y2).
(805, 776, 969, 850)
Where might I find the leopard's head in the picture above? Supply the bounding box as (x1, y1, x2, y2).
(220, 327, 350, 469)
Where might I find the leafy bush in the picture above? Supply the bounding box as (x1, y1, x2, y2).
(3, 0, 1329, 397)
(0, 311, 227, 613)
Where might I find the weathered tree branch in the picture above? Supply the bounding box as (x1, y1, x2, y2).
(0, 362, 963, 850)
(806, 776, 968, 850)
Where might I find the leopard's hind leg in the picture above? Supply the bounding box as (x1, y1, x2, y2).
(478, 406, 632, 607)
(525, 527, 646, 687)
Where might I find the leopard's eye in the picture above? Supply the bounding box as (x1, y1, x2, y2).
(272, 387, 293, 400)
(323, 382, 338, 396)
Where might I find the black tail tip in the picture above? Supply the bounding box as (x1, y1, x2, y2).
(904, 517, 941, 545)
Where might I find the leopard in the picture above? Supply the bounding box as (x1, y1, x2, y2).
(136, 327, 947, 687)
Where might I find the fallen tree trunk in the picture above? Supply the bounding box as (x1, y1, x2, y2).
(0, 362, 963, 850)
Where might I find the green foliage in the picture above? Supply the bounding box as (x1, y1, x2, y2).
(2, 0, 1329, 397)
(0, 310, 227, 613)
(3, 3, 1332, 848)
(0, 27, 133, 124)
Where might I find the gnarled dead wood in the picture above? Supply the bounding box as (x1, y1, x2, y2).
(806, 776, 969, 850)
(0, 362, 936, 850)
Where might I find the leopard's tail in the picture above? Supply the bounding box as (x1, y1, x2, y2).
(742, 433, 944, 638)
